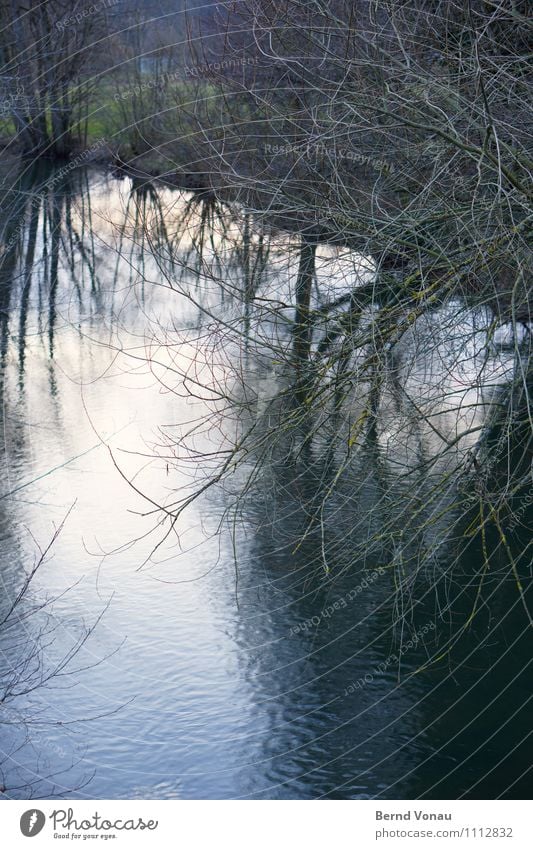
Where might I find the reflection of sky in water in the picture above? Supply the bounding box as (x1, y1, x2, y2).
(0, 171, 530, 800)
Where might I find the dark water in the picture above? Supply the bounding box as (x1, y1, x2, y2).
(0, 165, 531, 799)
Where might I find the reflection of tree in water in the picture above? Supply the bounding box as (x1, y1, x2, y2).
(209, 373, 532, 799)
(0, 163, 102, 388)
(0, 167, 128, 799)
(3, 168, 526, 655)
(128, 185, 532, 669)
(0, 168, 530, 797)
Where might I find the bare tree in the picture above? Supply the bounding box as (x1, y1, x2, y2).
(113, 0, 532, 644)
(0, 0, 117, 157)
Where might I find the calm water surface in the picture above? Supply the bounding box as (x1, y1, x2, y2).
(0, 167, 530, 799)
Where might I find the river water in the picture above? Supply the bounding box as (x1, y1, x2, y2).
(0, 166, 531, 799)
